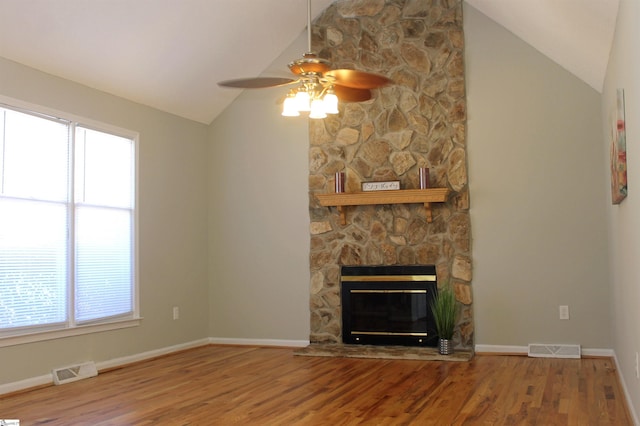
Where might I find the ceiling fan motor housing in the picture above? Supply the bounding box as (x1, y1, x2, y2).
(288, 53, 331, 77)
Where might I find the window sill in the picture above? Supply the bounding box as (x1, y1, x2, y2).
(0, 317, 143, 348)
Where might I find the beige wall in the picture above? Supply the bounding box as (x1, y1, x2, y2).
(602, 0, 640, 417)
(0, 57, 210, 384)
(207, 34, 311, 341)
(465, 3, 610, 348)
(206, 4, 613, 352)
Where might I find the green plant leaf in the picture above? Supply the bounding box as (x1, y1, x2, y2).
(430, 283, 457, 340)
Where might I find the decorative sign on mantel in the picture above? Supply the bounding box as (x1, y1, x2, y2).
(361, 181, 400, 192)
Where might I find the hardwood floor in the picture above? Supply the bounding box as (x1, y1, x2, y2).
(0, 345, 633, 425)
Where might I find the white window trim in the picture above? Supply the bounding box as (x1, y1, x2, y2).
(0, 317, 143, 348)
(0, 95, 141, 347)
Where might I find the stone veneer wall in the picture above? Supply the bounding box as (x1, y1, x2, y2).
(308, 0, 473, 351)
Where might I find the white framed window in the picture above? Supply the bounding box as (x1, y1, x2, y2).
(0, 99, 139, 347)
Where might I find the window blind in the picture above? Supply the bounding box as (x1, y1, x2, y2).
(0, 108, 69, 330)
(74, 126, 134, 323)
(0, 106, 136, 335)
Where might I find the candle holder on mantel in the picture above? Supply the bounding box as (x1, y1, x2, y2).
(335, 172, 345, 193)
(419, 167, 430, 189)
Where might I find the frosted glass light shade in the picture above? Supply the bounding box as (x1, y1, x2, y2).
(282, 96, 300, 116)
(309, 99, 327, 119)
(294, 91, 311, 112)
(323, 92, 339, 114)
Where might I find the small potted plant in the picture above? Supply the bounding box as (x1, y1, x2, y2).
(430, 282, 458, 355)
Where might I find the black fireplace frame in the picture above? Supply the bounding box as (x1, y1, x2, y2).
(341, 265, 438, 347)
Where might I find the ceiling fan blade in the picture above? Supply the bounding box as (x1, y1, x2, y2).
(334, 85, 372, 102)
(218, 77, 295, 89)
(325, 69, 392, 89)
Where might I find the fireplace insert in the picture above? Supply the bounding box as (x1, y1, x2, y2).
(341, 265, 438, 347)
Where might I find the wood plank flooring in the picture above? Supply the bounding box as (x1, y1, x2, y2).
(0, 345, 633, 425)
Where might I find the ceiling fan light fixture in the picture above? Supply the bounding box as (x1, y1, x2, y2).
(282, 94, 300, 117)
(322, 89, 339, 114)
(282, 79, 337, 119)
(309, 98, 328, 119)
(219, 0, 391, 120)
(294, 88, 311, 112)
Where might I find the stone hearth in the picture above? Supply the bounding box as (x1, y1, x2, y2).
(295, 344, 473, 362)
(308, 0, 473, 353)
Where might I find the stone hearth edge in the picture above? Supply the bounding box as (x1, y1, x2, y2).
(294, 344, 473, 362)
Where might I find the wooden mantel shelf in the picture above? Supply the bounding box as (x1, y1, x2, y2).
(316, 188, 450, 225)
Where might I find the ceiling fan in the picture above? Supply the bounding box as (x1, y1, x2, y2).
(217, 0, 393, 118)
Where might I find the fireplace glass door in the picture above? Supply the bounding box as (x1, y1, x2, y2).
(341, 265, 438, 347)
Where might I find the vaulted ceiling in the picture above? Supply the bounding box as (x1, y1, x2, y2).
(0, 0, 619, 125)
(465, 0, 619, 93)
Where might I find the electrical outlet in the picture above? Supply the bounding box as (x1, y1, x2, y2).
(559, 305, 569, 320)
(173, 306, 179, 320)
(635, 352, 639, 379)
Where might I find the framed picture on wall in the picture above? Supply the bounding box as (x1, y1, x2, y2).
(610, 88, 628, 204)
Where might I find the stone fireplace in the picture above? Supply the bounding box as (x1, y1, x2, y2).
(308, 0, 473, 352)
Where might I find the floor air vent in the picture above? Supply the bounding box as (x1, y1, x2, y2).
(52, 361, 98, 385)
(528, 344, 581, 359)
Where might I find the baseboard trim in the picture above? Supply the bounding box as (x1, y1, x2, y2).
(209, 337, 310, 348)
(0, 338, 211, 396)
(612, 351, 640, 426)
(474, 344, 615, 358)
(0, 374, 52, 396)
(474, 344, 527, 355)
(95, 338, 211, 371)
(581, 348, 615, 357)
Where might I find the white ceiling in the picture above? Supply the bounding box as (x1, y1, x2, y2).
(0, 0, 619, 125)
(465, 0, 619, 93)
